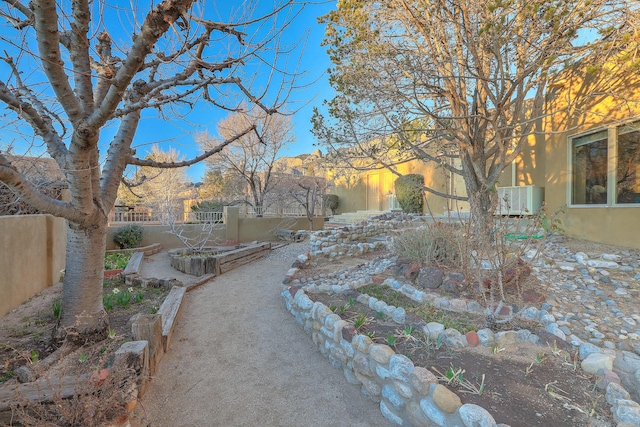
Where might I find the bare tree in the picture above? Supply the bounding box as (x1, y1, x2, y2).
(198, 108, 295, 216)
(276, 174, 327, 229)
(198, 168, 246, 203)
(0, 0, 308, 341)
(312, 0, 638, 241)
(117, 145, 189, 220)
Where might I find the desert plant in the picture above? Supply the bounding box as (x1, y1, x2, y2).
(324, 194, 339, 215)
(394, 174, 424, 213)
(390, 222, 468, 268)
(112, 224, 143, 249)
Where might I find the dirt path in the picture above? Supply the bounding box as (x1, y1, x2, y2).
(132, 243, 392, 427)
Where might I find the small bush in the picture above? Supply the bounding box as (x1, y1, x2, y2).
(394, 174, 424, 213)
(104, 252, 132, 270)
(391, 222, 467, 268)
(324, 194, 339, 215)
(113, 224, 143, 249)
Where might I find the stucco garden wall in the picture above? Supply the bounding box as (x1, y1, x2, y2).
(0, 215, 66, 317)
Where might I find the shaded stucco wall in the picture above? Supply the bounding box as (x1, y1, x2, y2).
(105, 212, 322, 250)
(105, 223, 227, 250)
(330, 174, 367, 214)
(327, 158, 467, 216)
(0, 215, 66, 317)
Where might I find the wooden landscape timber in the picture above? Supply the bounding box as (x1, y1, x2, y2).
(168, 242, 271, 276)
(216, 242, 271, 274)
(157, 286, 186, 352)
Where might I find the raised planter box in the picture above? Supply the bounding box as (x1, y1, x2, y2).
(106, 243, 162, 257)
(103, 268, 123, 279)
(168, 242, 271, 276)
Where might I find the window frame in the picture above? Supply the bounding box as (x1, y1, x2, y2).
(567, 119, 640, 208)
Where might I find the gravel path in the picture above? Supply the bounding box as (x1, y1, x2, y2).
(131, 242, 392, 427)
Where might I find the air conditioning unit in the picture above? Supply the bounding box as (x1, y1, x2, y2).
(496, 186, 544, 216)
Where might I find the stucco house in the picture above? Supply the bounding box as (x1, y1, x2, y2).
(326, 61, 640, 248)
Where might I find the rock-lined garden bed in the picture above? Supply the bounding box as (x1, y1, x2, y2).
(283, 217, 640, 426)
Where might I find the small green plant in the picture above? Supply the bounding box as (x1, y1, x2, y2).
(113, 224, 143, 249)
(103, 295, 114, 311)
(548, 340, 563, 357)
(0, 371, 13, 383)
(435, 334, 444, 350)
(52, 299, 61, 319)
(386, 332, 396, 347)
(30, 350, 39, 364)
(79, 353, 88, 363)
(365, 331, 375, 340)
(433, 364, 485, 395)
(348, 297, 356, 307)
(116, 290, 131, 308)
(329, 305, 338, 313)
(491, 344, 504, 354)
(444, 364, 465, 383)
(104, 252, 132, 270)
(376, 311, 384, 319)
(353, 314, 368, 330)
(133, 291, 145, 304)
(108, 328, 117, 339)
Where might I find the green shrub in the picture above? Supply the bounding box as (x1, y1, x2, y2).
(394, 174, 424, 213)
(391, 222, 467, 268)
(324, 194, 339, 215)
(113, 224, 143, 249)
(104, 252, 132, 270)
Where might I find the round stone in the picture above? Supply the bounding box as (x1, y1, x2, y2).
(432, 384, 462, 414)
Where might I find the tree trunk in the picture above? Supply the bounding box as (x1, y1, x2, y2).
(55, 220, 109, 341)
(468, 188, 496, 248)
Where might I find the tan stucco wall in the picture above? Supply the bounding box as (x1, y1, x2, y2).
(331, 176, 366, 214)
(238, 217, 323, 241)
(0, 215, 67, 317)
(328, 158, 465, 216)
(105, 217, 323, 250)
(105, 224, 227, 250)
(502, 62, 640, 248)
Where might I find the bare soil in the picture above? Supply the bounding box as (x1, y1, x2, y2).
(309, 290, 611, 427)
(298, 244, 615, 427)
(0, 236, 632, 426)
(0, 273, 169, 386)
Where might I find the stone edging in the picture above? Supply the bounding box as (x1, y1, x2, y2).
(284, 218, 640, 426)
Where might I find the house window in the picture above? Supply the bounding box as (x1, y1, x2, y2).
(616, 124, 640, 204)
(571, 130, 608, 205)
(570, 121, 640, 206)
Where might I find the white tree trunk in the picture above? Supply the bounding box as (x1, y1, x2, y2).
(56, 220, 109, 340)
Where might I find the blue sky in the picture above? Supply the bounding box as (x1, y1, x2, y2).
(129, 1, 337, 181)
(0, 1, 336, 182)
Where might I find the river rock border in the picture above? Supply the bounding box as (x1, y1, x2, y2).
(283, 217, 640, 426)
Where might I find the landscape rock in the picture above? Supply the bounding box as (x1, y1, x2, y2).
(458, 404, 497, 427)
(417, 267, 444, 289)
(432, 384, 462, 414)
(582, 352, 614, 375)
